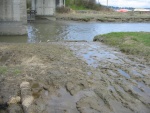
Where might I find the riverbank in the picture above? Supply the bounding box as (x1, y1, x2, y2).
(0, 42, 150, 113)
(56, 11, 150, 22)
(0, 43, 91, 113)
(94, 32, 150, 63)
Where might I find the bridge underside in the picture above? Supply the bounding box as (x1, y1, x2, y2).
(0, 0, 65, 35)
(0, 0, 27, 35)
(31, 0, 65, 16)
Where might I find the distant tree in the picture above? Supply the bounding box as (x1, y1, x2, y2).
(66, 0, 96, 5)
(66, 0, 104, 11)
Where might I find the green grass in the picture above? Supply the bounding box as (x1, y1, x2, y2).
(0, 66, 22, 76)
(0, 66, 7, 74)
(94, 32, 150, 60)
(13, 69, 21, 75)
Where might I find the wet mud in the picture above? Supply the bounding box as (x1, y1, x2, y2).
(0, 42, 150, 113)
(66, 42, 150, 113)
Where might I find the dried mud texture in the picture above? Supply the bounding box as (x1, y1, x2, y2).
(0, 42, 150, 113)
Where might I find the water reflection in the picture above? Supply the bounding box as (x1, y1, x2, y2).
(0, 35, 27, 43)
(28, 24, 37, 43)
(28, 21, 67, 42)
(0, 20, 150, 43)
(28, 21, 150, 42)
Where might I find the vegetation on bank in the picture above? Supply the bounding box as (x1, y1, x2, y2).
(64, 0, 109, 11)
(94, 32, 150, 60)
(57, 0, 150, 22)
(56, 12, 150, 22)
(57, 0, 109, 13)
(66, 0, 95, 10)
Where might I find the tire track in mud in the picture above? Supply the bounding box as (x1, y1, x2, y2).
(65, 42, 150, 113)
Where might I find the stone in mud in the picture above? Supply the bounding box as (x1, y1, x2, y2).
(20, 82, 34, 113)
(20, 82, 30, 90)
(22, 96, 34, 108)
(8, 96, 21, 105)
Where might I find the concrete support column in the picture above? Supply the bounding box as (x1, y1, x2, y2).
(0, 0, 27, 35)
(59, 0, 65, 7)
(64, 0, 65, 7)
(59, 0, 63, 7)
(31, 0, 36, 10)
(59, 0, 61, 7)
(61, 0, 63, 6)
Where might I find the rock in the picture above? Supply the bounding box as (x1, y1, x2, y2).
(20, 82, 30, 89)
(20, 82, 34, 113)
(22, 96, 34, 108)
(8, 96, 21, 105)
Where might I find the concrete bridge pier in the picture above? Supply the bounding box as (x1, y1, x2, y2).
(56, 0, 65, 7)
(0, 0, 27, 35)
(31, 0, 65, 16)
(31, 0, 36, 10)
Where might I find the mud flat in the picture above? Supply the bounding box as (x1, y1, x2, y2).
(66, 42, 150, 113)
(0, 42, 150, 113)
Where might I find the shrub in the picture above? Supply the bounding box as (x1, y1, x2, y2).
(65, 0, 109, 11)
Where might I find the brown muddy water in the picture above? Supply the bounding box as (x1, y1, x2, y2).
(0, 20, 150, 43)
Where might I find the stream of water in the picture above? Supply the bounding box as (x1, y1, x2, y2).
(0, 20, 150, 43)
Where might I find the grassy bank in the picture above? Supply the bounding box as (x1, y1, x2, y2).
(94, 32, 150, 60)
(56, 11, 150, 22)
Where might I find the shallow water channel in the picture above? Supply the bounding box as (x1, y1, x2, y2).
(0, 20, 150, 43)
(0, 21, 150, 113)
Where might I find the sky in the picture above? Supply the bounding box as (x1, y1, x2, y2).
(97, 0, 150, 8)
